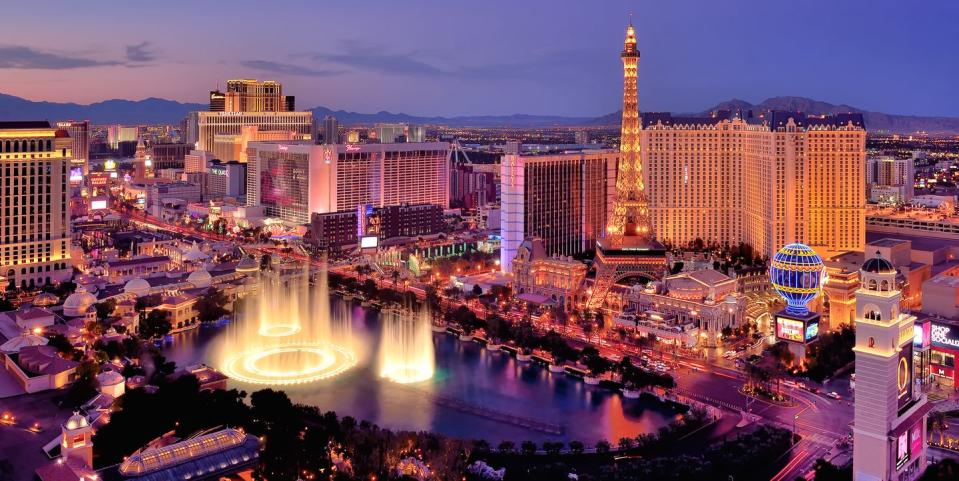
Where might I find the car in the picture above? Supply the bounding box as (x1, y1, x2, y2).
(806, 386, 821, 394)
(826, 391, 841, 400)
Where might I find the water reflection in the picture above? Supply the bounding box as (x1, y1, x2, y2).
(162, 298, 677, 442)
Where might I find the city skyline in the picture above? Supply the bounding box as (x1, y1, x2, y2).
(0, 0, 957, 118)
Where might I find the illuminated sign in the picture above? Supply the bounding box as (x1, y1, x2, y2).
(910, 422, 923, 458)
(345, 144, 361, 152)
(914, 321, 931, 348)
(104, 159, 117, 170)
(776, 317, 804, 343)
(896, 431, 909, 469)
(360, 236, 378, 249)
(90, 200, 108, 210)
(897, 343, 914, 414)
(804, 320, 819, 342)
(69, 166, 83, 183)
(931, 323, 959, 349)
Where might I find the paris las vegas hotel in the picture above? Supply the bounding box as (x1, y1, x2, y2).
(643, 109, 865, 259)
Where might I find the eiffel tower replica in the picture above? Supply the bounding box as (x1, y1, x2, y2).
(586, 18, 667, 310)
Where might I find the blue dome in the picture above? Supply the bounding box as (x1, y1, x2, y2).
(769, 243, 824, 315)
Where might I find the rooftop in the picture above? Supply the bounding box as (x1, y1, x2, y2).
(0, 121, 52, 129)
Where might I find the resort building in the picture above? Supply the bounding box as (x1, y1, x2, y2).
(247, 141, 451, 224)
(500, 149, 617, 272)
(511, 238, 587, 312)
(624, 269, 745, 347)
(0, 121, 73, 289)
(642, 111, 866, 258)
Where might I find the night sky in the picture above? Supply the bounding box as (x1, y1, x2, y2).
(1, 0, 956, 117)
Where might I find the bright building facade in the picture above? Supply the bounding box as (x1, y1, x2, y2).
(643, 111, 866, 258)
(0, 121, 73, 289)
(500, 149, 617, 272)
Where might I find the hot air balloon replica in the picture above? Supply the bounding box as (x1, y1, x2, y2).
(769, 243, 825, 365)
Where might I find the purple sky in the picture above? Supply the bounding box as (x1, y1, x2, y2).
(1, 0, 957, 117)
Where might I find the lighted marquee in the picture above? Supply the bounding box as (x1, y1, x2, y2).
(775, 316, 819, 344)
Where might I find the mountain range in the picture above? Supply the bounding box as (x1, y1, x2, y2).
(0, 92, 956, 134)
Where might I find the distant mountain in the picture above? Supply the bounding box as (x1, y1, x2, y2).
(706, 96, 959, 135)
(592, 96, 959, 134)
(0, 93, 205, 125)
(308, 106, 593, 128)
(0, 92, 955, 133)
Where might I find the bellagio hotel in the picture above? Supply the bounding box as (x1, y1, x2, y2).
(643, 111, 866, 258)
(0, 121, 72, 289)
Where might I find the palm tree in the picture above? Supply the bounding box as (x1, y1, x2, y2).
(929, 411, 948, 445)
(520, 440, 537, 455)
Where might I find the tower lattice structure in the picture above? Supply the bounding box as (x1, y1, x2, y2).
(586, 19, 667, 310)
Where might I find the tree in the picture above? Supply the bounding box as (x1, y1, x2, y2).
(520, 440, 537, 455)
(194, 288, 229, 323)
(0, 297, 13, 312)
(594, 439, 611, 454)
(63, 359, 99, 407)
(809, 458, 851, 481)
(928, 410, 948, 445)
(542, 441, 563, 455)
(140, 309, 172, 340)
(568, 440, 584, 454)
(135, 293, 163, 311)
(95, 299, 117, 321)
(259, 254, 272, 271)
(496, 441, 515, 454)
(471, 439, 491, 455)
(920, 459, 959, 480)
(617, 437, 635, 451)
(471, 283, 483, 298)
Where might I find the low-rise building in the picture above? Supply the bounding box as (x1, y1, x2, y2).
(511, 238, 587, 312)
(628, 269, 745, 347)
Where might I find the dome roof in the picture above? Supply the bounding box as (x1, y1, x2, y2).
(0, 333, 48, 352)
(183, 242, 209, 262)
(63, 286, 97, 317)
(124, 277, 152, 296)
(187, 269, 212, 288)
(64, 412, 89, 430)
(235, 256, 259, 273)
(862, 251, 895, 274)
(97, 370, 125, 386)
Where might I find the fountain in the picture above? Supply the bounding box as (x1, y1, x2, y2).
(216, 262, 357, 385)
(378, 306, 435, 384)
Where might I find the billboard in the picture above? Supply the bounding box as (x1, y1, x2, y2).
(69, 166, 83, 183)
(931, 322, 959, 350)
(896, 431, 909, 469)
(915, 321, 931, 348)
(910, 421, 923, 458)
(776, 317, 804, 343)
(360, 236, 378, 249)
(897, 343, 914, 413)
(804, 319, 819, 342)
(90, 199, 108, 210)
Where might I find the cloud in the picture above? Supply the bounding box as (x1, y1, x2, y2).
(0, 45, 121, 70)
(240, 60, 344, 77)
(125, 42, 156, 63)
(309, 40, 597, 81)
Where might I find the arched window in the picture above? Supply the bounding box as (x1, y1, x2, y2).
(865, 310, 881, 322)
(880, 280, 889, 292)
(29, 139, 36, 152)
(13, 140, 19, 152)
(868, 337, 875, 348)
(868, 279, 877, 291)
(45, 139, 52, 151)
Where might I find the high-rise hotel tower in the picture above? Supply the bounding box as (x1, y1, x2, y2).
(642, 109, 866, 259)
(0, 122, 72, 289)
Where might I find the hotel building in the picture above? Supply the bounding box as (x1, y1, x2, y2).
(196, 111, 313, 153)
(642, 111, 866, 258)
(223, 79, 293, 113)
(500, 149, 617, 272)
(55, 120, 89, 177)
(0, 121, 73, 289)
(867, 155, 915, 205)
(247, 141, 451, 224)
